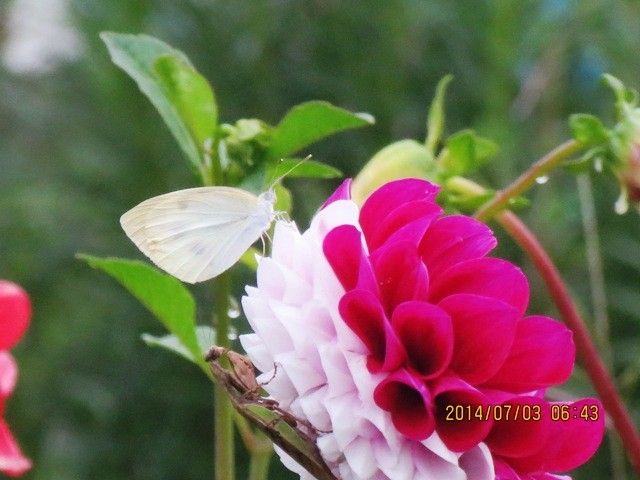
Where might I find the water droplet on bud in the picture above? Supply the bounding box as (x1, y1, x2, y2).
(228, 296, 240, 319)
(594, 158, 603, 173)
(227, 326, 238, 341)
(614, 194, 629, 215)
(535, 175, 549, 184)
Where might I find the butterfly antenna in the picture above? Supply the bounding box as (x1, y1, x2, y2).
(269, 154, 313, 188)
(275, 211, 291, 223)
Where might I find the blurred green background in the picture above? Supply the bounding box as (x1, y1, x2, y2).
(1, 0, 640, 479)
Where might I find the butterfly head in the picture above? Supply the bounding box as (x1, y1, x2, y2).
(259, 188, 277, 206)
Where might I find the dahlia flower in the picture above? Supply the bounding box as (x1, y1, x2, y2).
(0, 280, 32, 477)
(240, 178, 604, 480)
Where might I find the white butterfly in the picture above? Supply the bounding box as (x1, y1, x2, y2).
(120, 186, 277, 283)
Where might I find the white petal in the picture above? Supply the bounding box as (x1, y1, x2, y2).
(319, 344, 355, 399)
(297, 385, 331, 431)
(458, 443, 495, 480)
(274, 351, 326, 396)
(344, 437, 378, 479)
(238, 333, 273, 373)
(413, 444, 466, 480)
(421, 432, 460, 464)
(317, 434, 342, 463)
(256, 257, 285, 300)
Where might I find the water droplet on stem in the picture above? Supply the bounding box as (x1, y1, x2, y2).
(535, 175, 549, 184)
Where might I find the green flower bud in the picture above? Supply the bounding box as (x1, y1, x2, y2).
(601, 75, 640, 213)
(351, 139, 438, 204)
(220, 118, 272, 168)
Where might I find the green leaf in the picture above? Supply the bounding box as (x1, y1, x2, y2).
(79, 255, 206, 373)
(602, 74, 639, 112)
(266, 101, 374, 161)
(142, 326, 215, 366)
(273, 183, 292, 214)
(569, 114, 609, 146)
(154, 54, 217, 152)
(439, 129, 498, 178)
(445, 190, 495, 212)
(239, 247, 260, 270)
(101, 32, 211, 168)
(563, 147, 609, 174)
(425, 74, 454, 154)
(272, 159, 343, 179)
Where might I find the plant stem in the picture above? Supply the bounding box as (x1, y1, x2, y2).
(213, 271, 235, 480)
(496, 211, 640, 474)
(213, 272, 235, 480)
(475, 139, 582, 221)
(450, 170, 640, 473)
(234, 411, 274, 480)
(201, 137, 236, 480)
(248, 450, 272, 480)
(247, 431, 273, 480)
(577, 174, 627, 479)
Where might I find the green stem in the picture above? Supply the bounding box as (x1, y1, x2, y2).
(213, 272, 235, 480)
(475, 139, 583, 221)
(248, 451, 272, 480)
(247, 431, 273, 480)
(234, 412, 274, 480)
(577, 174, 628, 479)
(201, 136, 234, 480)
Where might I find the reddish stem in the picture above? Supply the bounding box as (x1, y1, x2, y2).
(497, 211, 640, 474)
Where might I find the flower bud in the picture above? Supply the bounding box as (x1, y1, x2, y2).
(351, 139, 437, 204)
(617, 142, 640, 213)
(600, 74, 640, 213)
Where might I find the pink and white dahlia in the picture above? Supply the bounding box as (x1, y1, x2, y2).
(0, 280, 32, 477)
(240, 179, 604, 480)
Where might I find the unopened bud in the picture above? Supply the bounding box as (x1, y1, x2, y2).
(351, 139, 437, 204)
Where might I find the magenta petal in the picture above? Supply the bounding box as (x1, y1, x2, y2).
(0, 353, 17, 409)
(0, 281, 31, 351)
(339, 289, 406, 372)
(371, 241, 429, 314)
(484, 395, 551, 459)
(545, 399, 605, 472)
(323, 225, 377, 293)
(494, 459, 523, 480)
(0, 418, 31, 477)
(433, 376, 493, 451)
(438, 294, 519, 384)
(367, 200, 442, 251)
(481, 316, 575, 393)
(373, 369, 435, 440)
(429, 258, 529, 315)
(359, 179, 440, 245)
(420, 215, 497, 278)
(322, 178, 352, 208)
(391, 301, 453, 379)
(510, 399, 604, 474)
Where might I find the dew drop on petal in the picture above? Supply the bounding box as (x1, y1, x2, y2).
(535, 175, 549, 185)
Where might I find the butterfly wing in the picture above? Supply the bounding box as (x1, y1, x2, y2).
(121, 186, 274, 283)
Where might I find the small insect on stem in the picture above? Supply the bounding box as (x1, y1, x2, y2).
(206, 346, 260, 393)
